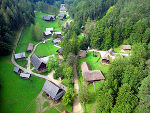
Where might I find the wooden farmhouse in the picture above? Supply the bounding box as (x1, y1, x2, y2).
(31, 54, 47, 73)
(58, 14, 66, 20)
(26, 43, 34, 53)
(13, 67, 22, 74)
(122, 45, 131, 51)
(14, 52, 26, 61)
(102, 52, 110, 64)
(78, 50, 86, 58)
(43, 15, 56, 22)
(52, 38, 61, 44)
(60, 7, 67, 12)
(20, 73, 30, 79)
(54, 32, 62, 38)
(81, 62, 105, 83)
(42, 80, 65, 102)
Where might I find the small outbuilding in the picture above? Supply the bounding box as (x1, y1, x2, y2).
(43, 15, 56, 22)
(52, 38, 61, 44)
(31, 54, 47, 73)
(27, 43, 34, 53)
(13, 67, 22, 74)
(122, 45, 131, 51)
(20, 73, 30, 79)
(60, 7, 67, 12)
(58, 14, 66, 20)
(54, 32, 62, 38)
(42, 80, 65, 102)
(81, 62, 105, 83)
(78, 50, 86, 58)
(102, 53, 110, 64)
(14, 52, 26, 61)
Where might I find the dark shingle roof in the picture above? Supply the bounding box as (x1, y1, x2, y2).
(43, 15, 56, 21)
(42, 80, 65, 100)
(31, 54, 44, 70)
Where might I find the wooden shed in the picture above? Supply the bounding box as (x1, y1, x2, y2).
(14, 52, 26, 61)
(13, 67, 22, 74)
(122, 45, 131, 51)
(31, 54, 47, 73)
(42, 80, 65, 102)
(102, 53, 110, 64)
(27, 43, 34, 53)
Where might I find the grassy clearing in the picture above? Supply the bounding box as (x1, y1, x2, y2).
(78, 34, 83, 40)
(43, 103, 72, 113)
(78, 52, 110, 113)
(16, 11, 69, 57)
(15, 26, 37, 57)
(43, 107, 60, 113)
(34, 40, 59, 56)
(35, 12, 69, 32)
(16, 60, 27, 68)
(43, 101, 49, 108)
(0, 56, 45, 113)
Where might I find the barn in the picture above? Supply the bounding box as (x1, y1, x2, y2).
(42, 80, 65, 102)
(31, 54, 47, 73)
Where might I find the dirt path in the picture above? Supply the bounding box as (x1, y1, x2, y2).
(72, 65, 82, 113)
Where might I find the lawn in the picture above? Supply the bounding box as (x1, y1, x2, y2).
(15, 26, 37, 57)
(78, 52, 110, 113)
(43, 103, 72, 113)
(34, 40, 59, 56)
(35, 12, 69, 32)
(16, 11, 69, 57)
(0, 56, 45, 113)
(78, 34, 83, 40)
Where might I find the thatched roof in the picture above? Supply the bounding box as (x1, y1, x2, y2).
(102, 52, 110, 60)
(78, 50, 86, 58)
(108, 49, 115, 56)
(81, 62, 105, 82)
(42, 80, 65, 101)
(122, 45, 131, 50)
(27, 43, 34, 52)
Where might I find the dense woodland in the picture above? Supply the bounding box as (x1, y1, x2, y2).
(0, 0, 63, 55)
(0, 0, 150, 112)
(64, 0, 150, 112)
